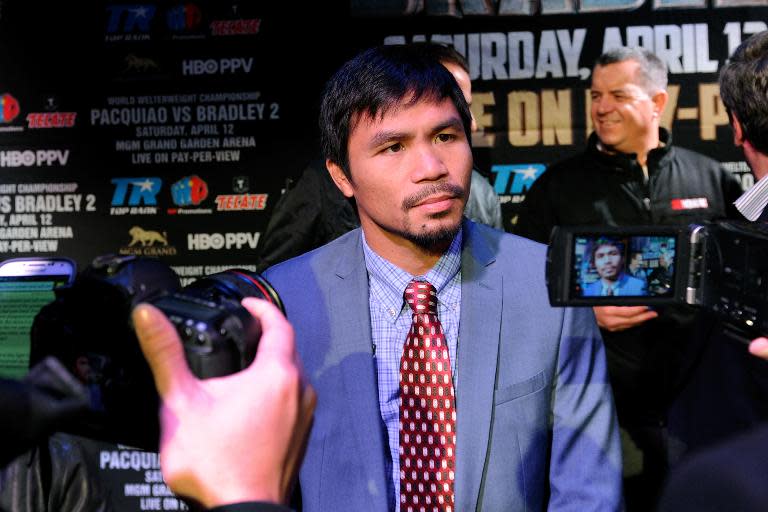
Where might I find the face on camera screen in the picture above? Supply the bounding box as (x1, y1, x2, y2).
(571, 235, 677, 298)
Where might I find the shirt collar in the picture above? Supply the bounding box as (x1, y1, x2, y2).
(735, 172, 768, 221)
(362, 229, 463, 317)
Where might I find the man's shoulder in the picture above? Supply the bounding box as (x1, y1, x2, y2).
(464, 220, 548, 275)
(466, 219, 544, 252)
(529, 150, 605, 191)
(264, 228, 360, 281)
(625, 273, 646, 287)
(544, 150, 593, 174)
(668, 145, 722, 169)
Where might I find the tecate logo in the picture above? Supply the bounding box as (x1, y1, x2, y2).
(181, 57, 253, 76)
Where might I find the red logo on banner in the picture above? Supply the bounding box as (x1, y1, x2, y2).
(0, 94, 20, 123)
(171, 175, 209, 207)
(210, 19, 261, 36)
(26, 112, 77, 128)
(670, 198, 709, 210)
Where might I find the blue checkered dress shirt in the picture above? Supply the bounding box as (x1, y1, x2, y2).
(362, 230, 462, 512)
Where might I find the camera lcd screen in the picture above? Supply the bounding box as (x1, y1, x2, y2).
(0, 275, 70, 378)
(571, 234, 677, 299)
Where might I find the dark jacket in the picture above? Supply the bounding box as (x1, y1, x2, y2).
(0, 434, 111, 512)
(514, 129, 743, 424)
(658, 423, 768, 512)
(515, 129, 742, 244)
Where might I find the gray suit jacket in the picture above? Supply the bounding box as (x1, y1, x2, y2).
(265, 220, 622, 511)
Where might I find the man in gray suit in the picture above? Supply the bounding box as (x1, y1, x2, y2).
(265, 44, 622, 511)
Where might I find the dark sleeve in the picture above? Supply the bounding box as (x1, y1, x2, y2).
(209, 503, 293, 512)
(255, 160, 359, 272)
(0, 358, 89, 467)
(512, 167, 558, 244)
(0, 379, 37, 466)
(657, 425, 768, 512)
(254, 164, 326, 272)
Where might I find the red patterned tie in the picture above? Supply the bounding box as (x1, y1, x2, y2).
(400, 280, 456, 512)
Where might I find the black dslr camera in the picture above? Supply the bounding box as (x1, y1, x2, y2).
(29, 254, 284, 449)
(546, 221, 768, 338)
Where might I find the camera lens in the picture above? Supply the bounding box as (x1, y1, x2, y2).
(183, 269, 285, 313)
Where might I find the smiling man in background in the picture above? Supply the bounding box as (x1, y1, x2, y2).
(514, 46, 741, 509)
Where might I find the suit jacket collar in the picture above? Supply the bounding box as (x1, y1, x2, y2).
(330, 230, 390, 512)
(455, 219, 502, 511)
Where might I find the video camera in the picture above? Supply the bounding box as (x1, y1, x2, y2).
(28, 254, 284, 450)
(546, 220, 768, 338)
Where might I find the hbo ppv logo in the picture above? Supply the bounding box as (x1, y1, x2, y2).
(187, 232, 260, 250)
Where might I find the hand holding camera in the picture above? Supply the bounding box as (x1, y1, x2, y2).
(593, 306, 659, 332)
(133, 298, 316, 509)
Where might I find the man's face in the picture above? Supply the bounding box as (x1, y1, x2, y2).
(659, 251, 668, 268)
(590, 60, 661, 155)
(330, 96, 472, 252)
(594, 243, 623, 282)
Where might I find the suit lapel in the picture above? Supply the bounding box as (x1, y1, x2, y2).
(455, 221, 502, 511)
(328, 232, 389, 510)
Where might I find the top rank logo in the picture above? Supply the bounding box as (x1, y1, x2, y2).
(105, 5, 154, 41)
(110, 177, 162, 215)
(0, 94, 20, 123)
(491, 164, 546, 204)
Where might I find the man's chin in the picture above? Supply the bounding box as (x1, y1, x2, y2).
(405, 217, 462, 251)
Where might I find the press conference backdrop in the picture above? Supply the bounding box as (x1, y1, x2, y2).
(0, 0, 764, 510)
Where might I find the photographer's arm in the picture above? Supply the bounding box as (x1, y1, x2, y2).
(593, 306, 659, 332)
(132, 298, 316, 511)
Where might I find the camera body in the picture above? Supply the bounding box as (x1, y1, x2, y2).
(29, 254, 284, 449)
(151, 268, 282, 379)
(546, 221, 768, 337)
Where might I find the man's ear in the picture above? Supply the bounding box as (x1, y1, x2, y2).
(651, 89, 668, 119)
(731, 114, 745, 147)
(326, 159, 354, 198)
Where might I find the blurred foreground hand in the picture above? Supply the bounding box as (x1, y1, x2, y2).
(593, 305, 659, 332)
(132, 298, 315, 509)
(749, 337, 768, 361)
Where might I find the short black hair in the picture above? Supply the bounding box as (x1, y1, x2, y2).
(319, 44, 472, 179)
(719, 30, 768, 156)
(411, 42, 470, 74)
(590, 237, 625, 266)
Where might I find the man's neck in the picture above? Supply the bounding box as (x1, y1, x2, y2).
(743, 141, 768, 181)
(597, 132, 660, 166)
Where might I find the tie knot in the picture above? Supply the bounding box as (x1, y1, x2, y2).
(404, 279, 438, 315)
